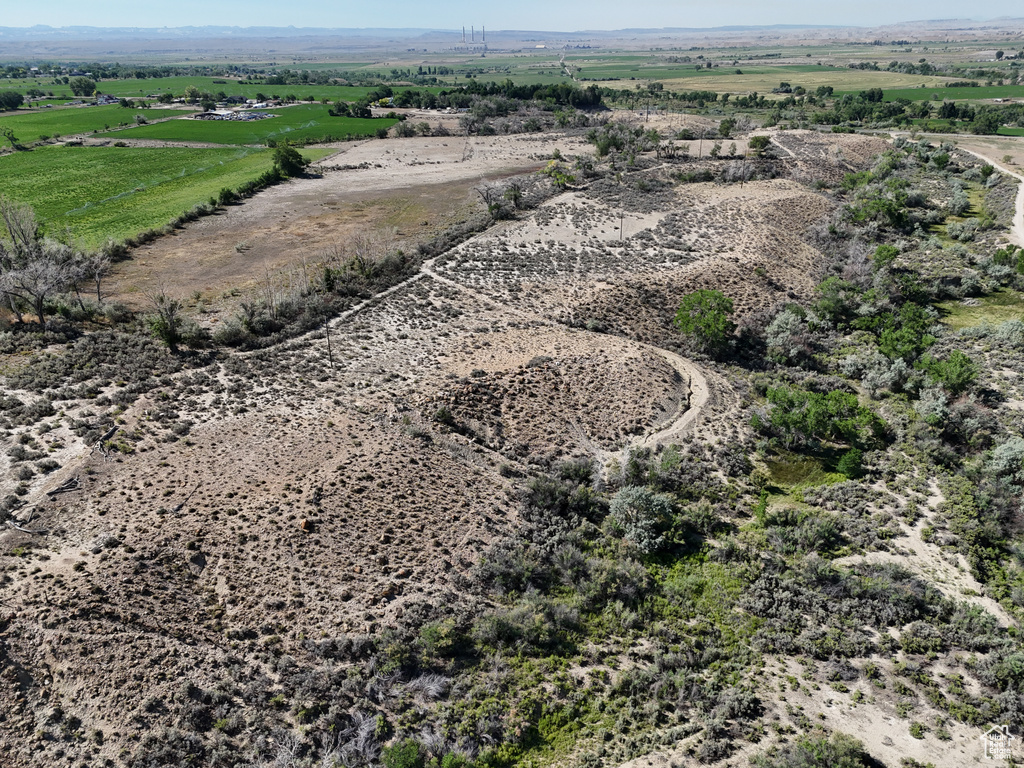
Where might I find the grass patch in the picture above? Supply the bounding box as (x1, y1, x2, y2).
(936, 289, 1024, 329)
(651, 557, 761, 655)
(0, 145, 332, 245)
(657, 68, 952, 95)
(765, 450, 846, 490)
(870, 85, 1024, 102)
(0, 77, 442, 103)
(997, 127, 1024, 137)
(0, 105, 191, 141)
(101, 104, 395, 145)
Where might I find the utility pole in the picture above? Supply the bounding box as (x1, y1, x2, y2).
(619, 211, 624, 240)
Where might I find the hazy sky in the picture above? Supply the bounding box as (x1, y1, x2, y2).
(3, 1, 1021, 31)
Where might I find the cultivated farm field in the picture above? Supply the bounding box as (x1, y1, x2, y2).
(0, 145, 332, 245)
(658, 68, 954, 95)
(103, 104, 396, 145)
(0, 76, 442, 103)
(0, 104, 192, 141)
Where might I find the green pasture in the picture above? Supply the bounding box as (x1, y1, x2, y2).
(0, 76, 442, 103)
(100, 104, 396, 145)
(937, 289, 1024, 329)
(655, 68, 953, 94)
(0, 105, 191, 141)
(568, 62, 850, 82)
(998, 127, 1024, 136)
(858, 84, 1024, 102)
(0, 145, 332, 245)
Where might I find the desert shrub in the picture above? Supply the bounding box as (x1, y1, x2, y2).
(813, 276, 861, 328)
(987, 438, 1024, 486)
(472, 595, 580, 653)
(763, 508, 844, 556)
(899, 621, 946, 654)
(127, 727, 205, 768)
(765, 306, 812, 363)
(837, 448, 864, 478)
(608, 486, 674, 553)
(475, 537, 546, 595)
(752, 384, 885, 449)
(576, 556, 650, 611)
(946, 220, 978, 242)
(916, 386, 949, 425)
(948, 187, 970, 216)
(681, 498, 721, 536)
(751, 731, 873, 768)
(977, 648, 1024, 692)
(673, 289, 736, 354)
(7, 330, 186, 395)
(939, 604, 1000, 652)
(523, 469, 606, 528)
(382, 739, 425, 768)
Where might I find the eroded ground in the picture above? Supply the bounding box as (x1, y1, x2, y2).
(5, 127, 1002, 768)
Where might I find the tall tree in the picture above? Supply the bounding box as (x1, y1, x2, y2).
(0, 196, 83, 325)
(673, 289, 736, 354)
(69, 77, 96, 97)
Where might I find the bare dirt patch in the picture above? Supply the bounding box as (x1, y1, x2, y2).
(104, 132, 577, 311)
(0, 126, 877, 767)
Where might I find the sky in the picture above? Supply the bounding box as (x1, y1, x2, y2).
(2, 1, 1022, 32)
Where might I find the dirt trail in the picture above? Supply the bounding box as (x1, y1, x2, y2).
(416, 257, 715, 471)
(958, 146, 1024, 248)
(313, 217, 717, 472)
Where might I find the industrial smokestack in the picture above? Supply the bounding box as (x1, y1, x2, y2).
(483, 26, 486, 43)
(472, 26, 475, 43)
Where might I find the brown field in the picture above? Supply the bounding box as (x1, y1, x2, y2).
(1, 116, 1013, 768)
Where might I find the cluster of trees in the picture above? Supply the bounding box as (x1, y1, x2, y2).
(68, 76, 96, 97)
(436, 80, 603, 109)
(328, 81, 606, 121)
(2, 61, 257, 81)
(0, 92, 24, 111)
(0, 196, 109, 326)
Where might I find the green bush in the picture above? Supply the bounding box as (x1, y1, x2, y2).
(382, 740, 425, 768)
(751, 731, 874, 767)
(837, 448, 864, 478)
(753, 385, 885, 449)
(673, 289, 736, 354)
(272, 144, 309, 177)
(917, 350, 978, 396)
(609, 486, 674, 553)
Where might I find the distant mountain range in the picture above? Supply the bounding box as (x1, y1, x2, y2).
(0, 20, 1018, 40)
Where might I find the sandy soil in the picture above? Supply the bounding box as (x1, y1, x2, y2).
(105, 132, 583, 309)
(952, 138, 1024, 248)
(0, 127, 939, 767)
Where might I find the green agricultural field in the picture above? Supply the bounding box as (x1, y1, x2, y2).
(0, 105, 191, 142)
(863, 85, 1024, 102)
(0, 145, 333, 246)
(1, 77, 442, 103)
(567, 61, 851, 82)
(100, 104, 397, 145)
(655, 68, 953, 95)
(998, 127, 1024, 136)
